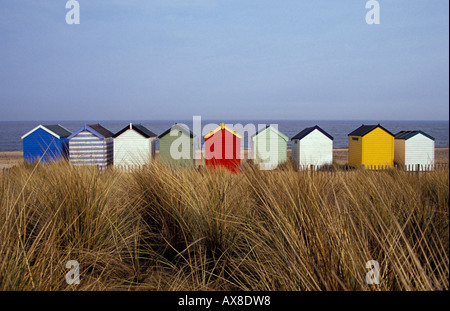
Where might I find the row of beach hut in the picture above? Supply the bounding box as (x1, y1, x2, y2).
(21, 123, 436, 172)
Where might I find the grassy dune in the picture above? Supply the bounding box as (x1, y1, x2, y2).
(0, 161, 448, 290)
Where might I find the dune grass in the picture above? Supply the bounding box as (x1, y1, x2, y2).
(0, 160, 448, 291)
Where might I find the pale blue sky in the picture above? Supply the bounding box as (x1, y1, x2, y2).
(0, 0, 448, 121)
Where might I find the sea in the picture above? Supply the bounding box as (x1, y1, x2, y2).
(0, 120, 448, 151)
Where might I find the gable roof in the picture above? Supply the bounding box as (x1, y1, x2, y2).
(68, 123, 114, 140)
(88, 123, 114, 138)
(21, 124, 72, 140)
(158, 123, 195, 139)
(204, 123, 243, 139)
(394, 130, 435, 141)
(113, 123, 157, 139)
(291, 125, 334, 141)
(252, 125, 289, 142)
(348, 124, 394, 137)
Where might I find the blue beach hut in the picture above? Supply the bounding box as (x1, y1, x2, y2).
(68, 123, 114, 170)
(21, 124, 72, 163)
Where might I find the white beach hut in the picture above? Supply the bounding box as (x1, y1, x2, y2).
(394, 130, 435, 171)
(291, 125, 334, 169)
(113, 123, 157, 169)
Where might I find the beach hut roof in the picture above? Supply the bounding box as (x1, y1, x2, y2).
(89, 124, 114, 138)
(21, 124, 72, 140)
(394, 130, 435, 141)
(252, 125, 288, 141)
(348, 124, 394, 137)
(68, 123, 114, 140)
(113, 123, 157, 139)
(291, 125, 333, 141)
(204, 123, 242, 139)
(158, 123, 195, 139)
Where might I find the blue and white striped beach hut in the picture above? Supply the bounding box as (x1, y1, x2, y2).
(68, 123, 114, 169)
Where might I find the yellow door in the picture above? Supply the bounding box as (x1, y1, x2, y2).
(348, 135, 362, 167)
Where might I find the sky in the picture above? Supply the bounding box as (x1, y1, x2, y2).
(0, 0, 448, 121)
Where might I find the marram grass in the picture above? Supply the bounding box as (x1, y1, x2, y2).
(0, 161, 448, 290)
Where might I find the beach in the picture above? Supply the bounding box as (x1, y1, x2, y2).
(0, 151, 22, 170)
(1, 147, 448, 170)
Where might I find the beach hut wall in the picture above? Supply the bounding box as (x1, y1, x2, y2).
(252, 125, 288, 169)
(68, 123, 114, 169)
(158, 123, 195, 167)
(348, 124, 394, 169)
(291, 125, 333, 168)
(204, 123, 242, 173)
(21, 124, 72, 163)
(113, 123, 157, 168)
(394, 130, 435, 171)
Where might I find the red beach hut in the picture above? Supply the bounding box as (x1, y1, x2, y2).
(204, 123, 242, 173)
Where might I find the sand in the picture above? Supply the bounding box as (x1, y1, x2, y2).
(0, 151, 23, 170)
(0, 148, 448, 170)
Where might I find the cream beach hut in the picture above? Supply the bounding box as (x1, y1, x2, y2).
(291, 125, 334, 169)
(113, 123, 157, 169)
(394, 130, 435, 171)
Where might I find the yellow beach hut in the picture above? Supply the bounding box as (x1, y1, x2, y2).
(348, 124, 394, 169)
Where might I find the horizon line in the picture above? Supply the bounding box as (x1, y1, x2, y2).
(1, 119, 449, 123)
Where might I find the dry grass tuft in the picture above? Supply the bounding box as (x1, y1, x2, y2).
(0, 161, 448, 290)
